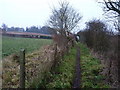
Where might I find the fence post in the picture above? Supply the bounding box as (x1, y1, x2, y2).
(20, 49, 25, 88)
(54, 43, 57, 59)
(53, 43, 57, 68)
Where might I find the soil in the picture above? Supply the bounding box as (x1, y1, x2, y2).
(72, 46, 81, 88)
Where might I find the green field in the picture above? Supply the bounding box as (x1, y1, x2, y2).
(2, 36, 52, 57)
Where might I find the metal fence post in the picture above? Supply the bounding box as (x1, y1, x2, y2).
(20, 49, 25, 88)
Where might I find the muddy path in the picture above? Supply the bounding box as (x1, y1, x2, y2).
(73, 46, 81, 88)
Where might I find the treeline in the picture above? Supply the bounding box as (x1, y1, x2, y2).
(1, 23, 56, 35)
(1, 23, 25, 32)
(26, 26, 56, 35)
(78, 19, 119, 87)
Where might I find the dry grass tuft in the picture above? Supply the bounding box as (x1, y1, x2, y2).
(2, 44, 57, 88)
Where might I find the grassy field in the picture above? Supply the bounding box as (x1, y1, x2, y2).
(2, 36, 52, 57)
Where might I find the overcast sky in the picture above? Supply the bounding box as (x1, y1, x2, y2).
(0, 0, 106, 31)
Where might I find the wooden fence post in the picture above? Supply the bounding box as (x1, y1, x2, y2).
(53, 43, 57, 68)
(20, 49, 25, 88)
(54, 43, 57, 59)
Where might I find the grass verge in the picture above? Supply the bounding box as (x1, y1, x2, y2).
(79, 43, 109, 88)
(37, 46, 77, 88)
(2, 45, 54, 88)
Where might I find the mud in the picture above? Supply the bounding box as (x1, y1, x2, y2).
(73, 46, 81, 88)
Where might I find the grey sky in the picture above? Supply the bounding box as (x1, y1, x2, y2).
(0, 0, 105, 31)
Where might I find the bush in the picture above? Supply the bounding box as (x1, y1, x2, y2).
(79, 20, 110, 53)
(78, 19, 119, 87)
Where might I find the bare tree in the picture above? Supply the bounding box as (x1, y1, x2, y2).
(99, 0, 120, 32)
(49, 1, 82, 36)
(103, 0, 120, 15)
(100, 1, 120, 87)
(1, 23, 8, 31)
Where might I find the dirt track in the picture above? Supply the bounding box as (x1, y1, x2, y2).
(73, 46, 81, 88)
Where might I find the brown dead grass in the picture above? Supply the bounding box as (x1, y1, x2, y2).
(90, 50, 119, 88)
(2, 44, 56, 88)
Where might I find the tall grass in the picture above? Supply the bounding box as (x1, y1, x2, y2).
(37, 47, 77, 88)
